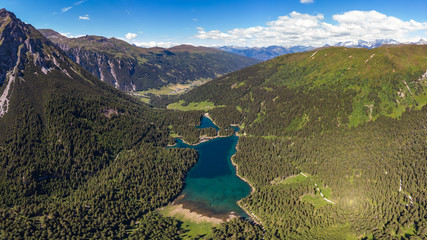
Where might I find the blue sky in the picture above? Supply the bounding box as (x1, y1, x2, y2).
(2, 0, 427, 47)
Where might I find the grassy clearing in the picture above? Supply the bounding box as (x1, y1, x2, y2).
(136, 79, 211, 96)
(301, 194, 329, 208)
(321, 187, 332, 199)
(308, 224, 358, 240)
(271, 174, 334, 208)
(139, 96, 150, 103)
(159, 205, 217, 240)
(286, 113, 309, 131)
(170, 133, 180, 138)
(140, 86, 175, 95)
(167, 100, 223, 111)
(134, 79, 212, 103)
(262, 135, 277, 140)
(272, 174, 308, 185)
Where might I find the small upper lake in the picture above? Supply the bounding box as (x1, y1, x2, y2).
(196, 115, 220, 131)
(172, 116, 251, 219)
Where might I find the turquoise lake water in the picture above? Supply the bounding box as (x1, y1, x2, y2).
(172, 117, 251, 219)
(196, 115, 220, 131)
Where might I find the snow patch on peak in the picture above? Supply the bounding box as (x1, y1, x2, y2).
(416, 39, 427, 45)
(335, 39, 399, 49)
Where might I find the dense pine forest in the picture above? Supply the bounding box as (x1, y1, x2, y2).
(0, 9, 207, 239)
(1, 8, 426, 239)
(162, 45, 427, 239)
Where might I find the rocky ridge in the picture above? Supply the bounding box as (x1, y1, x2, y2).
(0, 9, 86, 117)
(39, 29, 260, 91)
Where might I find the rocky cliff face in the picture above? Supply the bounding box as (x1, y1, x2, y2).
(0, 9, 79, 117)
(39, 29, 260, 91)
(0, 9, 112, 119)
(66, 48, 138, 91)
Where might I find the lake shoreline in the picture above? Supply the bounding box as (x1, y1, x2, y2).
(230, 141, 256, 194)
(165, 114, 261, 226)
(203, 112, 218, 127)
(167, 134, 230, 147)
(167, 112, 238, 147)
(230, 138, 264, 226)
(160, 204, 237, 225)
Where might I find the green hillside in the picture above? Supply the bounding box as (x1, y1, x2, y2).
(2, 7, 426, 239)
(169, 45, 427, 239)
(176, 45, 427, 132)
(0, 9, 207, 239)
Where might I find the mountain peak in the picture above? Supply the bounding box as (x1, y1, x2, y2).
(333, 39, 400, 48)
(38, 29, 67, 40)
(0, 8, 16, 20)
(416, 39, 427, 45)
(0, 8, 22, 32)
(0, 10, 99, 118)
(39, 29, 259, 91)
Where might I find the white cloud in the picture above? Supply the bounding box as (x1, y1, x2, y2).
(194, 10, 427, 47)
(57, 1, 88, 14)
(59, 32, 85, 38)
(300, 0, 314, 3)
(125, 33, 138, 40)
(133, 41, 178, 48)
(79, 14, 90, 20)
(59, 32, 71, 37)
(74, 0, 88, 6)
(193, 18, 199, 21)
(61, 7, 72, 13)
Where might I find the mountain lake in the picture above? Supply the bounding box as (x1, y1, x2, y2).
(170, 116, 251, 219)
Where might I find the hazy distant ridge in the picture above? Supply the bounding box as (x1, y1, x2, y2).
(218, 39, 426, 60)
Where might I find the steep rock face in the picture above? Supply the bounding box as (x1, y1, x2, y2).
(39, 29, 260, 91)
(0, 9, 125, 121)
(65, 48, 136, 90)
(0, 9, 78, 117)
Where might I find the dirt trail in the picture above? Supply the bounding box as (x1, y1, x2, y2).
(301, 173, 335, 205)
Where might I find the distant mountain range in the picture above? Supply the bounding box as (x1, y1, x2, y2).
(332, 38, 427, 48)
(39, 29, 260, 91)
(217, 45, 314, 61)
(218, 39, 427, 61)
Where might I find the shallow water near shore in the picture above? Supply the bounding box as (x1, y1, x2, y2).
(172, 117, 251, 219)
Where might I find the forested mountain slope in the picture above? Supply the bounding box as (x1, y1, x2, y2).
(39, 29, 260, 91)
(0, 9, 207, 239)
(171, 45, 427, 239)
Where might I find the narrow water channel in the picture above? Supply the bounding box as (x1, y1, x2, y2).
(172, 116, 251, 219)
